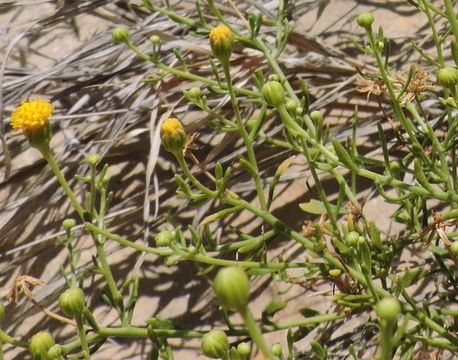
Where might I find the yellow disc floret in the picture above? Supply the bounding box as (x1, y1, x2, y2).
(209, 25, 234, 62)
(160, 117, 186, 153)
(11, 99, 54, 133)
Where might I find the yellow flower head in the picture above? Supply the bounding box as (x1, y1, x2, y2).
(209, 25, 234, 62)
(11, 99, 54, 133)
(160, 118, 186, 153)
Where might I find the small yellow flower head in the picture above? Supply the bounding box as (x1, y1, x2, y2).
(160, 118, 186, 154)
(11, 99, 53, 134)
(209, 25, 234, 62)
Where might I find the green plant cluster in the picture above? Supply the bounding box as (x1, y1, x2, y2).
(3, 0, 458, 359)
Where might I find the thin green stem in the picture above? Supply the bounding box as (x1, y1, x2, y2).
(443, 0, 458, 41)
(241, 308, 275, 360)
(222, 61, 267, 210)
(75, 315, 91, 360)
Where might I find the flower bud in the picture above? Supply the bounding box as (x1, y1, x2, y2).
(310, 111, 323, 123)
(356, 13, 374, 30)
(58, 287, 85, 318)
(62, 218, 76, 231)
(187, 87, 202, 100)
(112, 26, 129, 43)
(262, 81, 285, 108)
(345, 231, 359, 246)
(272, 343, 282, 357)
(437, 67, 458, 87)
(237, 342, 250, 356)
(285, 100, 298, 113)
(201, 329, 229, 359)
(375, 297, 401, 322)
(213, 266, 249, 312)
(160, 118, 187, 153)
(29, 331, 55, 359)
(150, 35, 161, 45)
(155, 230, 175, 247)
(209, 25, 234, 62)
(86, 153, 101, 166)
(47, 344, 62, 359)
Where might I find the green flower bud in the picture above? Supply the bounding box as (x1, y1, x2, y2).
(285, 100, 298, 113)
(150, 35, 161, 45)
(237, 342, 250, 356)
(295, 107, 304, 116)
(389, 161, 400, 176)
(356, 13, 374, 30)
(47, 344, 62, 359)
(86, 153, 101, 166)
(160, 118, 187, 153)
(201, 329, 229, 359)
(262, 81, 285, 108)
(62, 218, 76, 231)
(58, 287, 85, 318)
(450, 241, 458, 255)
(187, 87, 202, 100)
(437, 67, 458, 87)
(112, 26, 130, 44)
(155, 230, 175, 247)
(310, 110, 323, 123)
(445, 96, 458, 108)
(272, 343, 282, 357)
(213, 266, 249, 312)
(375, 297, 401, 322)
(0, 302, 4, 323)
(29, 331, 55, 359)
(209, 25, 234, 62)
(345, 231, 359, 246)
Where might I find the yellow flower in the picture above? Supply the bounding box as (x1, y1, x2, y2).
(11, 99, 54, 133)
(209, 25, 234, 62)
(160, 117, 186, 153)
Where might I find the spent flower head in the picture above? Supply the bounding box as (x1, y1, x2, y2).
(209, 24, 234, 62)
(11, 99, 53, 134)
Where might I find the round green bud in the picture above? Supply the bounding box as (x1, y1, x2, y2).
(47, 344, 63, 359)
(295, 107, 304, 116)
(445, 96, 458, 108)
(377, 41, 384, 50)
(187, 245, 197, 255)
(29, 331, 55, 359)
(86, 153, 101, 166)
(201, 329, 229, 359)
(247, 117, 257, 130)
(62, 218, 76, 231)
(356, 13, 374, 30)
(155, 230, 175, 247)
(268, 74, 279, 82)
(237, 342, 250, 356)
(112, 26, 130, 44)
(213, 266, 250, 312)
(310, 110, 323, 123)
(58, 287, 85, 318)
(150, 35, 161, 45)
(209, 25, 234, 62)
(345, 231, 360, 246)
(450, 241, 458, 255)
(262, 81, 285, 108)
(437, 67, 458, 87)
(375, 297, 401, 322)
(285, 100, 298, 113)
(0, 302, 4, 323)
(389, 161, 400, 175)
(188, 87, 201, 99)
(272, 343, 282, 357)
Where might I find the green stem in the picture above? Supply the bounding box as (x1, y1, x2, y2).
(241, 308, 274, 360)
(75, 315, 91, 360)
(0, 330, 26, 348)
(378, 319, 395, 360)
(443, 0, 458, 41)
(43, 152, 86, 220)
(222, 61, 267, 210)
